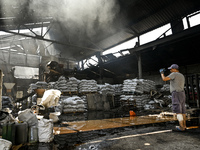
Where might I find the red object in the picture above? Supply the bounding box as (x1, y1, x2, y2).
(129, 110, 136, 116)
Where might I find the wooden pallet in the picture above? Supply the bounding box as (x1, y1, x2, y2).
(79, 92, 98, 95)
(63, 111, 86, 114)
(62, 91, 78, 96)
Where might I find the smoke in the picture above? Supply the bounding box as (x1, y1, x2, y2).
(29, 0, 120, 39)
(1, 0, 121, 56)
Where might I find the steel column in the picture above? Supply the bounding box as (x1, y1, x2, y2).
(195, 74, 200, 108)
(138, 53, 142, 79)
(0, 70, 3, 110)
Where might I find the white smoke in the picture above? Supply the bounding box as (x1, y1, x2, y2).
(29, 0, 120, 38)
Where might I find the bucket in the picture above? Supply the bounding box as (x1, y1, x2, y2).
(129, 110, 136, 116)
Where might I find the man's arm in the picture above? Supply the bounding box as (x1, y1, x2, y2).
(161, 73, 171, 81)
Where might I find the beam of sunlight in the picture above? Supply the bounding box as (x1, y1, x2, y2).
(86, 130, 171, 144)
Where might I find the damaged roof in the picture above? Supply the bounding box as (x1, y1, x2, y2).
(0, 0, 200, 61)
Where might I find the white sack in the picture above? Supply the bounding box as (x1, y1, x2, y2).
(18, 109, 38, 126)
(40, 89, 61, 107)
(0, 139, 12, 150)
(38, 118, 54, 143)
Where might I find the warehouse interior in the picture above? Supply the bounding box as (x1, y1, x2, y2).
(0, 0, 200, 149)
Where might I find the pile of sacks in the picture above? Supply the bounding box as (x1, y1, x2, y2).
(140, 79, 156, 93)
(59, 112, 87, 122)
(78, 80, 98, 93)
(120, 94, 150, 109)
(113, 84, 123, 95)
(98, 83, 115, 95)
(160, 84, 170, 92)
(122, 79, 143, 94)
(65, 77, 79, 92)
(2, 96, 14, 110)
(122, 79, 156, 94)
(35, 81, 48, 89)
(29, 81, 48, 91)
(54, 76, 68, 92)
(61, 96, 87, 113)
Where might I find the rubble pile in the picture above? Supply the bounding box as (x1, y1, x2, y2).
(61, 96, 87, 113)
(78, 79, 98, 93)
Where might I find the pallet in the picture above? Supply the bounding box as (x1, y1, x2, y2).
(79, 92, 98, 95)
(63, 111, 86, 114)
(62, 91, 78, 96)
(122, 91, 143, 95)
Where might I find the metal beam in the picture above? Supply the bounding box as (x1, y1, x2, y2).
(137, 52, 142, 79)
(1, 29, 102, 52)
(130, 25, 200, 53)
(0, 70, 2, 110)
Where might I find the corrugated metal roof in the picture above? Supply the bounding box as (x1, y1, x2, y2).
(95, 0, 200, 54)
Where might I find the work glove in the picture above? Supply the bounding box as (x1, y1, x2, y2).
(159, 68, 166, 74)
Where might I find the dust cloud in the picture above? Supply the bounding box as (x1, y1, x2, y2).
(1, 0, 120, 38)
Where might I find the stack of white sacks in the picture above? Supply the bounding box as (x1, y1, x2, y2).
(78, 79, 98, 93)
(54, 76, 68, 92)
(113, 84, 123, 95)
(98, 83, 115, 95)
(54, 76, 79, 92)
(65, 77, 79, 92)
(122, 79, 143, 94)
(61, 96, 87, 113)
(140, 79, 156, 93)
(120, 94, 150, 109)
(122, 78, 155, 94)
(160, 84, 170, 92)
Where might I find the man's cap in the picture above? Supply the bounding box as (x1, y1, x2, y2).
(168, 64, 179, 69)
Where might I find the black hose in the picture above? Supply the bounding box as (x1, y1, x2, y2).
(15, 91, 35, 103)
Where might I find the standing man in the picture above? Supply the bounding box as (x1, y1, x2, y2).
(159, 64, 186, 131)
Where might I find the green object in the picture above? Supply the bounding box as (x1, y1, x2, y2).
(2, 124, 8, 140)
(15, 122, 28, 145)
(7, 123, 16, 145)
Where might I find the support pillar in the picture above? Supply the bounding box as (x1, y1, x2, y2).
(195, 74, 200, 108)
(96, 52, 103, 84)
(0, 70, 3, 110)
(138, 53, 142, 79)
(81, 60, 84, 70)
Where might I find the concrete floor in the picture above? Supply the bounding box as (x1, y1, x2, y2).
(75, 126, 200, 150)
(5, 109, 200, 149)
(52, 113, 199, 150)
